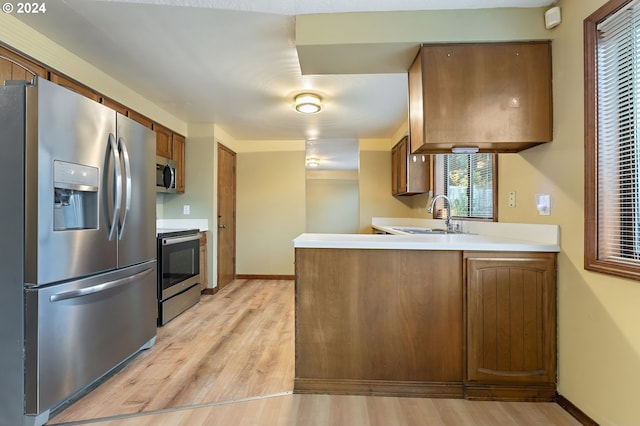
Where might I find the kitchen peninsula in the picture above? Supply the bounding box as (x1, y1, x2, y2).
(293, 218, 559, 402)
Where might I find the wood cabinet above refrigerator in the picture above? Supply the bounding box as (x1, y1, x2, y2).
(408, 42, 553, 154)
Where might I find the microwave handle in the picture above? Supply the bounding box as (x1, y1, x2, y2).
(168, 163, 176, 189)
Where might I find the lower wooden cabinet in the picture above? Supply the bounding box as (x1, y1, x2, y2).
(295, 248, 464, 398)
(464, 251, 557, 401)
(293, 248, 557, 401)
(199, 232, 208, 291)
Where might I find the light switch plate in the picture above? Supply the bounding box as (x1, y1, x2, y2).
(536, 194, 550, 215)
(508, 191, 516, 208)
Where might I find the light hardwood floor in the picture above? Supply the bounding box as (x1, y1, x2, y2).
(48, 279, 581, 426)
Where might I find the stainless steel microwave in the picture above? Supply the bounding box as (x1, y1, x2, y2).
(156, 155, 176, 193)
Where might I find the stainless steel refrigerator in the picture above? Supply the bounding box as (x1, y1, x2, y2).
(0, 77, 157, 426)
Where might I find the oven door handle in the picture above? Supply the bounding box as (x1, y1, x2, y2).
(162, 234, 201, 246)
(49, 268, 154, 302)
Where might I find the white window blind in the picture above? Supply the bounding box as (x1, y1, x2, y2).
(597, 0, 640, 264)
(434, 154, 494, 220)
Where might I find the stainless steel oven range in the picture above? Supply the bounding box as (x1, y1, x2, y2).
(157, 228, 201, 325)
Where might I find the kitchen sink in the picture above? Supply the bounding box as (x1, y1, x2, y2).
(391, 227, 451, 235)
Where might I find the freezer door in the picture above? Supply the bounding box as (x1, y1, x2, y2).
(28, 78, 118, 285)
(24, 261, 157, 415)
(116, 114, 156, 267)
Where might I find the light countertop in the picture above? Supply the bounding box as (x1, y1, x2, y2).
(293, 218, 560, 252)
(156, 219, 209, 232)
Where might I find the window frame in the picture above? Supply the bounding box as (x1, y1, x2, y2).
(433, 153, 498, 222)
(584, 0, 640, 281)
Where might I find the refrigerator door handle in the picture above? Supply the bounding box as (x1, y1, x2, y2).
(49, 268, 154, 302)
(107, 133, 122, 241)
(118, 136, 132, 240)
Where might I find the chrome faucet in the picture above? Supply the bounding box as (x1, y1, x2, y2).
(427, 194, 453, 232)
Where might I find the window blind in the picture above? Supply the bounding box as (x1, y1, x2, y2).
(434, 154, 494, 219)
(597, 0, 640, 263)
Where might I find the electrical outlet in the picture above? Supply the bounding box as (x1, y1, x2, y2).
(183, 205, 190, 215)
(508, 191, 516, 208)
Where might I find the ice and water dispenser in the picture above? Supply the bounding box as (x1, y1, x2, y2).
(53, 160, 99, 231)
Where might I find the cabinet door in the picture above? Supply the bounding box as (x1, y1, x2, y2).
(0, 47, 47, 84)
(50, 72, 101, 102)
(391, 141, 406, 195)
(154, 123, 172, 158)
(199, 232, 208, 290)
(101, 97, 128, 116)
(172, 133, 186, 193)
(128, 110, 153, 130)
(392, 136, 429, 196)
(408, 50, 424, 154)
(466, 252, 556, 386)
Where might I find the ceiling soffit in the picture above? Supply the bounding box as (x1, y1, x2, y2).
(295, 8, 551, 75)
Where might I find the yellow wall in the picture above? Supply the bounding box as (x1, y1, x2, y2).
(236, 148, 306, 275)
(306, 174, 360, 234)
(359, 135, 426, 233)
(501, 1, 640, 424)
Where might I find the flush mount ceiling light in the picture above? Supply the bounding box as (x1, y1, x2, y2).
(306, 157, 320, 167)
(295, 93, 322, 114)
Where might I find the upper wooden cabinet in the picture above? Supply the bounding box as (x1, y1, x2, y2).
(128, 110, 153, 130)
(1, 44, 188, 193)
(50, 72, 100, 102)
(409, 42, 553, 154)
(172, 133, 186, 193)
(0, 47, 47, 85)
(154, 123, 173, 159)
(391, 135, 430, 196)
(153, 124, 186, 193)
(101, 97, 128, 116)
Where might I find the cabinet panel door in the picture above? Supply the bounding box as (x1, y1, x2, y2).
(466, 252, 556, 385)
(172, 133, 186, 193)
(128, 110, 153, 130)
(154, 123, 172, 158)
(50, 72, 100, 102)
(391, 136, 429, 196)
(417, 42, 552, 152)
(0, 46, 47, 84)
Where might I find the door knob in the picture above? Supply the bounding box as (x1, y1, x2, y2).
(219, 224, 226, 229)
